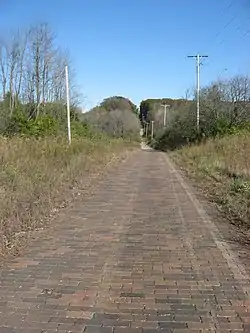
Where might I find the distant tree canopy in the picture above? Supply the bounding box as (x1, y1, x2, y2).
(143, 75, 250, 151)
(139, 98, 192, 124)
(82, 96, 140, 140)
(0, 22, 87, 137)
(100, 96, 138, 114)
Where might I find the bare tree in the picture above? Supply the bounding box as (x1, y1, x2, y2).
(24, 24, 56, 117)
(222, 75, 250, 124)
(228, 75, 250, 103)
(8, 33, 21, 113)
(182, 87, 194, 101)
(14, 29, 29, 103)
(5, 25, 78, 107)
(0, 38, 8, 100)
(0, 23, 80, 126)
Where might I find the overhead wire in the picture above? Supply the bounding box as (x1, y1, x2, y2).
(241, 29, 250, 39)
(202, 0, 249, 69)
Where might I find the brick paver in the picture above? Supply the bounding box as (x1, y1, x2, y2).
(0, 149, 250, 333)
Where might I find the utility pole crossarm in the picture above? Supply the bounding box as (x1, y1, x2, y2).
(188, 55, 208, 58)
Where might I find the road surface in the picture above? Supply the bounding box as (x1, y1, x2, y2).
(0, 149, 250, 332)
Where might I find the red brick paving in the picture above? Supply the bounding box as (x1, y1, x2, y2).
(0, 150, 250, 332)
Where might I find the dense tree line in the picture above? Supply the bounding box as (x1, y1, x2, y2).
(82, 96, 140, 140)
(139, 98, 192, 134)
(0, 24, 80, 107)
(0, 25, 140, 140)
(140, 75, 250, 150)
(0, 23, 84, 136)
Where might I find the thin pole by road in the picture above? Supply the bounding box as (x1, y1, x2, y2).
(65, 65, 71, 145)
(188, 54, 208, 131)
(151, 121, 154, 140)
(161, 104, 170, 127)
(145, 122, 149, 138)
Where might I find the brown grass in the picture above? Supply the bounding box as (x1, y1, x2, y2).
(172, 132, 250, 227)
(0, 136, 135, 256)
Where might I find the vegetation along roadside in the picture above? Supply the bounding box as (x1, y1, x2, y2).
(140, 75, 250, 229)
(0, 23, 140, 259)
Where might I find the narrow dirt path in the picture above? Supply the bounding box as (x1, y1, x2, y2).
(0, 149, 249, 333)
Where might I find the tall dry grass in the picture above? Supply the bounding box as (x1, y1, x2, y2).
(0, 136, 133, 255)
(173, 132, 250, 226)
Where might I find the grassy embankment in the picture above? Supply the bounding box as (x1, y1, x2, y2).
(172, 133, 250, 227)
(0, 135, 136, 257)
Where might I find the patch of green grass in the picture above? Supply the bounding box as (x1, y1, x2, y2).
(230, 179, 250, 196)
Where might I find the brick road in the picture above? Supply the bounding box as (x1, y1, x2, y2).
(0, 149, 250, 333)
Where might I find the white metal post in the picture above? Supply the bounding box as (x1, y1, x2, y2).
(65, 65, 71, 145)
(162, 104, 170, 127)
(163, 105, 167, 127)
(151, 121, 154, 140)
(196, 54, 200, 132)
(188, 54, 208, 132)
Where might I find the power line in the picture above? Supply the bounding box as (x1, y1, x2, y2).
(225, 0, 235, 11)
(214, 14, 238, 41)
(185, 2, 249, 95)
(218, 15, 250, 44)
(203, 2, 249, 70)
(212, 24, 250, 50)
(207, 0, 248, 49)
(217, 0, 236, 19)
(213, 0, 238, 38)
(223, 14, 237, 30)
(236, 14, 250, 32)
(241, 28, 250, 40)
